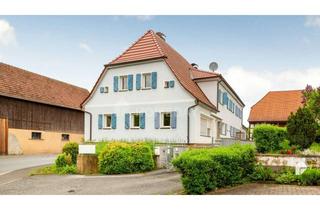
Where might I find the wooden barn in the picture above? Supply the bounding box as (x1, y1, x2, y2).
(0, 62, 89, 155)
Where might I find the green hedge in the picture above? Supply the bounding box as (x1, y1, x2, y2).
(98, 142, 155, 174)
(62, 142, 79, 164)
(253, 124, 287, 153)
(299, 168, 320, 186)
(172, 144, 256, 194)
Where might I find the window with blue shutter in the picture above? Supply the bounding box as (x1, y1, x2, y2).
(100, 87, 104, 93)
(223, 92, 228, 106)
(171, 111, 177, 129)
(169, 80, 175, 88)
(111, 113, 117, 129)
(125, 113, 130, 129)
(136, 74, 141, 90)
(154, 112, 160, 129)
(113, 76, 119, 92)
(98, 114, 103, 129)
(151, 72, 157, 89)
(128, 74, 133, 91)
(140, 113, 145, 129)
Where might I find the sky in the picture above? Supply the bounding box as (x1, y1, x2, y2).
(1, 15, 320, 125)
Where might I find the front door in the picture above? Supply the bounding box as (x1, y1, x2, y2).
(0, 118, 8, 155)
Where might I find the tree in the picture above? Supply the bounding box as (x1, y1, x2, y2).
(287, 107, 318, 149)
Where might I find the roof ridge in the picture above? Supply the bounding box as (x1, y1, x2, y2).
(0, 62, 88, 92)
(268, 89, 303, 93)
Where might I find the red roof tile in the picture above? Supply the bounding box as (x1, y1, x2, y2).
(0, 62, 89, 110)
(97, 30, 217, 111)
(191, 69, 220, 79)
(248, 90, 304, 123)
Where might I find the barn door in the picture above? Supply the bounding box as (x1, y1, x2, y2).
(0, 118, 8, 155)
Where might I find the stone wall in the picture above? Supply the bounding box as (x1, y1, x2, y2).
(256, 154, 320, 168)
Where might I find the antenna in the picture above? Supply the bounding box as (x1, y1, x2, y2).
(209, 62, 218, 72)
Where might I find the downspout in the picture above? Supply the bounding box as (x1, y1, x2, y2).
(187, 100, 198, 144)
(83, 110, 92, 141)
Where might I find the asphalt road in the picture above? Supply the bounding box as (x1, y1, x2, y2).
(0, 169, 183, 195)
(0, 155, 56, 175)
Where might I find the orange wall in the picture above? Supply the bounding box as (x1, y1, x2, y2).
(8, 128, 83, 155)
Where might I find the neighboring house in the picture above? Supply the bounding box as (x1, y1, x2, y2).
(248, 90, 304, 139)
(0, 62, 89, 155)
(82, 30, 245, 145)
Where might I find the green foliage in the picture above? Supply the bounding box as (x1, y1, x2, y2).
(253, 124, 287, 153)
(172, 144, 256, 194)
(249, 164, 274, 181)
(98, 142, 155, 174)
(275, 169, 298, 184)
(309, 142, 320, 153)
(56, 165, 78, 175)
(287, 107, 318, 149)
(62, 142, 79, 164)
(303, 85, 320, 121)
(299, 168, 320, 186)
(95, 142, 109, 155)
(30, 165, 57, 176)
(55, 153, 72, 168)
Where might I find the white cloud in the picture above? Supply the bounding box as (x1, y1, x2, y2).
(135, 15, 154, 22)
(0, 19, 17, 46)
(221, 66, 320, 126)
(305, 16, 320, 28)
(79, 42, 93, 53)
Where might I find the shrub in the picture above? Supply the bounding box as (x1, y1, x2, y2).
(98, 142, 154, 174)
(287, 107, 318, 149)
(299, 168, 320, 186)
(253, 124, 287, 153)
(309, 142, 320, 153)
(55, 153, 72, 168)
(275, 169, 298, 184)
(172, 144, 256, 194)
(57, 165, 78, 175)
(62, 142, 79, 164)
(249, 164, 274, 181)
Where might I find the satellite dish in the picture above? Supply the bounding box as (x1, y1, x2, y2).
(209, 62, 218, 72)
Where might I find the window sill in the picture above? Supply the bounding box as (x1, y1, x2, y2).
(103, 127, 112, 130)
(160, 127, 171, 129)
(142, 87, 151, 90)
(29, 139, 44, 141)
(200, 135, 211, 138)
(119, 89, 128, 92)
(130, 127, 140, 129)
(61, 139, 70, 141)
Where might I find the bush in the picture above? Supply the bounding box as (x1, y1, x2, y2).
(98, 142, 154, 174)
(55, 153, 72, 168)
(253, 124, 287, 153)
(287, 107, 318, 149)
(275, 169, 298, 184)
(57, 165, 78, 175)
(249, 164, 274, 181)
(309, 142, 320, 153)
(299, 168, 320, 186)
(172, 144, 256, 194)
(62, 142, 79, 164)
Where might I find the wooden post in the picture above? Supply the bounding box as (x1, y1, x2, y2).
(77, 154, 98, 174)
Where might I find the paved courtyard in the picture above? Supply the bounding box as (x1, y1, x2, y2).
(209, 183, 320, 195)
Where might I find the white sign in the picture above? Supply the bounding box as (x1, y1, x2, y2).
(79, 145, 96, 154)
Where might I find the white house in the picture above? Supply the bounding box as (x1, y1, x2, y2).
(82, 30, 245, 145)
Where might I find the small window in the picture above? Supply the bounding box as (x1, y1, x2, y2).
(62, 134, 70, 141)
(104, 114, 112, 129)
(131, 113, 140, 128)
(31, 132, 41, 140)
(142, 73, 151, 89)
(120, 75, 128, 91)
(164, 81, 170, 88)
(200, 116, 211, 137)
(161, 112, 171, 128)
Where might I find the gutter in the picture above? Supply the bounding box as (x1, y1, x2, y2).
(187, 100, 199, 144)
(83, 110, 93, 141)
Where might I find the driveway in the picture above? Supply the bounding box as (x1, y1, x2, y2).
(0, 169, 183, 195)
(0, 154, 56, 175)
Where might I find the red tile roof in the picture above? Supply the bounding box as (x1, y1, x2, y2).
(191, 69, 220, 79)
(0, 62, 89, 110)
(248, 90, 304, 123)
(94, 30, 217, 111)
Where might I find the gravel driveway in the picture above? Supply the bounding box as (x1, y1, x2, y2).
(0, 155, 56, 175)
(0, 169, 183, 195)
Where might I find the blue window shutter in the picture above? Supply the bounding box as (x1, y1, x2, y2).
(113, 76, 119, 92)
(171, 111, 177, 129)
(136, 74, 141, 90)
(218, 89, 221, 103)
(111, 113, 117, 129)
(140, 113, 145, 129)
(154, 112, 160, 129)
(169, 80, 175, 88)
(125, 113, 130, 129)
(128, 74, 133, 91)
(98, 114, 103, 129)
(151, 72, 157, 89)
(100, 87, 104, 93)
(223, 92, 228, 105)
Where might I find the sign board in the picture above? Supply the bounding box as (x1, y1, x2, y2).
(79, 144, 96, 154)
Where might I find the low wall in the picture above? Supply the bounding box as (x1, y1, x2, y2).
(256, 154, 320, 168)
(8, 128, 83, 155)
(220, 138, 253, 146)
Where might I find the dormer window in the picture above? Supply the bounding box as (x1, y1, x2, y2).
(120, 75, 128, 91)
(142, 73, 151, 89)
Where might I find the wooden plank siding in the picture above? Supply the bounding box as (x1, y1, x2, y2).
(0, 118, 8, 155)
(0, 95, 84, 134)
